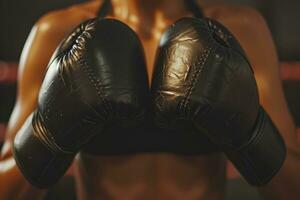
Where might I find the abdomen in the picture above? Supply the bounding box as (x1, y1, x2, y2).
(74, 153, 226, 200)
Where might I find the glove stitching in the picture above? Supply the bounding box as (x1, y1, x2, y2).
(179, 47, 211, 115)
(80, 58, 113, 116)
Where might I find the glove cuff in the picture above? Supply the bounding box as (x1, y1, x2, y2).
(13, 113, 75, 188)
(225, 107, 286, 186)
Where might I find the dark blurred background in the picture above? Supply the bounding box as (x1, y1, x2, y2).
(0, 0, 299, 199)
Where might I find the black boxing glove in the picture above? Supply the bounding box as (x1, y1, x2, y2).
(151, 17, 286, 186)
(13, 18, 149, 188)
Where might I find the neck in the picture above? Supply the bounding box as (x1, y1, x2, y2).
(110, 0, 190, 37)
(111, 0, 188, 18)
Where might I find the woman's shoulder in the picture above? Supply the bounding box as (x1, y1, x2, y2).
(203, 3, 266, 29)
(35, 0, 104, 34)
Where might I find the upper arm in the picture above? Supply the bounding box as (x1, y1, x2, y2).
(1, 11, 79, 158)
(0, 7, 93, 199)
(217, 6, 298, 150)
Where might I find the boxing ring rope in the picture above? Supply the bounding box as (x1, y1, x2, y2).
(280, 62, 300, 80)
(0, 62, 18, 84)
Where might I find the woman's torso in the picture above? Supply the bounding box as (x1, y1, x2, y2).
(45, 1, 233, 199)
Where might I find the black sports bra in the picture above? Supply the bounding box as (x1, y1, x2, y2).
(82, 0, 219, 156)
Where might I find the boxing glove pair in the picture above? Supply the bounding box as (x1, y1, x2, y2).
(13, 17, 286, 188)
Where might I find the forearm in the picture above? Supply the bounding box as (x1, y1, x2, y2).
(0, 157, 46, 200)
(259, 143, 300, 199)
